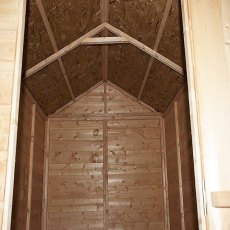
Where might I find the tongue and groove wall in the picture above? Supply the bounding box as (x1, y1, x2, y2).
(11, 87, 46, 230)
(45, 83, 167, 230)
(12, 83, 198, 230)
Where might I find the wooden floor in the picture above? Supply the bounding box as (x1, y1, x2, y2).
(46, 83, 166, 230)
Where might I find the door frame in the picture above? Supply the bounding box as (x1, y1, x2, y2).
(181, 0, 230, 229)
(2, 0, 230, 229)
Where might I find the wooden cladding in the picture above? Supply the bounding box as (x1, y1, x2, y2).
(47, 118, 165, 230)
(47, 83, 167, 230)
(107, 119, 164, 230)
(164, 88, 198, 230)
(11, 87, 46, 230)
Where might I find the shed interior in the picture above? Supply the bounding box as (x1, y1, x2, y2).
(11, 0, 199, 229)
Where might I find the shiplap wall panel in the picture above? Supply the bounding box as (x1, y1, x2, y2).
(11, 88, 46, 230)
(30, 109, 46, 230)
(54, 84, 105, 118)
(164, 88, 198, 230)
(177, 91, 198, 229)
(107, 119, 165, 230)
(47, 120, 104, 230)
(48, 84, 166, 230)
(106, 85, 152, 114)
(11, 91, 33, 230)
(164, 106, 182, 230)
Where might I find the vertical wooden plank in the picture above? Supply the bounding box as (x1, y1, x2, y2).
(35, 0, 75, 101)
(26, 104, 36, 230)
(174, 102, 185, 230)
(101, 0, 109, 82)
(138, 0, 173, 100)
(160, 118, 169, 230)
(42, 120, 49, 230)
(103, 120, 108, 230)
(104, 83, 107, 114)
(1, 0, 27, 229)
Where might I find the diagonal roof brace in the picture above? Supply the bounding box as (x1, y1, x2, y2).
(25, 23, 184, 79)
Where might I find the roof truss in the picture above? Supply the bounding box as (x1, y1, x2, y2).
(25, 22, 184, 78)
(25, 0, 184, 115)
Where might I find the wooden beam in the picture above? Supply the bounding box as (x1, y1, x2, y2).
(25, 23, 106, 78)
(138, 0, 173, 100)
(101, 0, 109, 82)
(212, 192, 230, 208)
(105, 23, 184, 75)
(26, 104, 36, 230)
(81, 37, 129, 45)
(100, 0, 109, 23)
(103, 120, 108, 230)
(42, 121, 49, 230)
(104, 83, 107, 113)
(160, 118, 170, 230)
(35, 0, 75, 101)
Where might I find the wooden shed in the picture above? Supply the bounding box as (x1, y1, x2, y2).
(0, 0, 230, 230)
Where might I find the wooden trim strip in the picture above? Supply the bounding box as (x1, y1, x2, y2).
(104, 83, 107, 114)
(103, 120, 108, 230)
(138, 0, 173, 100)
(160, 118, 170, 230)
(25, 23, 106, 78)
(26, 104, 36, 230)
(105, 23, 184, 75)
(81, 37, 129, 45)
(41, 121, 49, 230)
(174, 102, 185, 230)
(35, 0, 75, 101)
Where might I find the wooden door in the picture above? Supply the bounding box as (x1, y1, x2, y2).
(47, 118, 165, 230)
(106, 119, 165, 230)
(46, 83, 166, 230)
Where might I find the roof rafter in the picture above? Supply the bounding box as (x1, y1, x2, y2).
(35, 0, 75, 101)
(25, 23, 106, 78)
(138, 0, 174, 100)
(101, 0, 109, 82)
(105, 23, 184, 75)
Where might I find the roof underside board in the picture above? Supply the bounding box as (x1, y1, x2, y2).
(22, 0, 186, 115)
